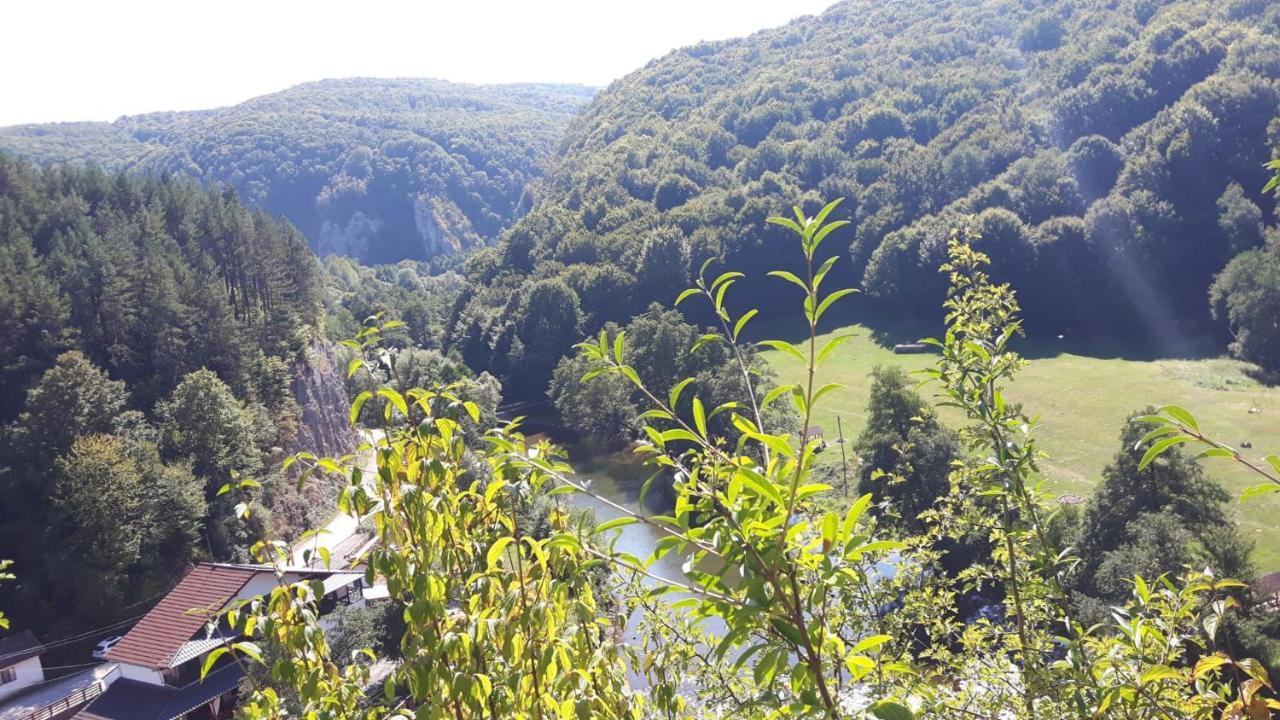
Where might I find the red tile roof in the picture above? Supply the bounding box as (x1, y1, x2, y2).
(105, 564, 257, 669)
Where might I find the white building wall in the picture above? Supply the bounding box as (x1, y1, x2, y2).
(0, 656, 45, 702)
(117, 661, 164, 685)
(235, 571, 316, 602)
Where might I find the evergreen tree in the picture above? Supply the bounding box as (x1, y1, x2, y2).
(1074, 409, 1253, 613)
(856, 366, 960, 534)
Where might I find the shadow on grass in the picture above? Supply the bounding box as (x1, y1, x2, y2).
(744, 295, 1238, 365)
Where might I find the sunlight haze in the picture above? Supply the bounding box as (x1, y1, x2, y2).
(0, 0, 835, 125)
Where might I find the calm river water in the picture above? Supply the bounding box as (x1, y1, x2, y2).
(559, 442, 689, 587)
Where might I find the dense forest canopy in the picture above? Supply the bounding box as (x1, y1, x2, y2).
(0, 79, 596, 263)
(451, 0, 1280, 398)
(0, 156, 329, 635)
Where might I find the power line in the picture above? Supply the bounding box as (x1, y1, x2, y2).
(0, 583, 173, 664)
(0, 612, 146, 663)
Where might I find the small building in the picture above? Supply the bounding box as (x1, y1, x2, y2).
(78, 563, 364, 720)
(802, 426, 828, 452)
(0, 631, 44, 703)
(1254, 572, 1280, 612)
(892, 343, 929, 354)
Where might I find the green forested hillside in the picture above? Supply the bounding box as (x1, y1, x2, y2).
(452, 0, 1280, 395)
(0, 156, 326, 634)
(0, 79, 595, 263)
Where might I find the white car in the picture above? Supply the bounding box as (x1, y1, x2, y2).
(92, 636, 123, 660)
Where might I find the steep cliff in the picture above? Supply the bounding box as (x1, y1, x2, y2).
(291, 341, 359, 459)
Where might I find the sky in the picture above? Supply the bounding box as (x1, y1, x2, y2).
(0, 0, 835, 126)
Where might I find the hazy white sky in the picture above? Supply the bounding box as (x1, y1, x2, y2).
(0, 0, 835, 126)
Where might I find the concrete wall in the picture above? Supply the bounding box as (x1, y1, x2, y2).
(0, 656, 45, 702)
(117, 661, 163, 685)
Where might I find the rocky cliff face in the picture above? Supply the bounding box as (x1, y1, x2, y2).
(318, 211, 383, 259)
(291, 341, 358, 459)
(267, 341, 358, 540)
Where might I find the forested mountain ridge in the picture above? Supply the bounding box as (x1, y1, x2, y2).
(454, 0, 1280, 393)
(0, 79, 596, 264)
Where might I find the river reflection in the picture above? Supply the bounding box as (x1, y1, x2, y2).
(560, 442, 689, 585)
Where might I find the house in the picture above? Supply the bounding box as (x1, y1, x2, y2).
(76, 563, 364, 720)
(0, 663, 118, 720)
(802, 426, 828, 452)
(0, 631, 44, 703)
(1255, 572, 1280, 612)
(892, 343, 929, 354)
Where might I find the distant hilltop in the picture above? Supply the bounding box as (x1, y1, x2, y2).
(0, 78, 597, 264)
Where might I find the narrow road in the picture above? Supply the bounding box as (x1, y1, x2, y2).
(289, 429, 383, 568)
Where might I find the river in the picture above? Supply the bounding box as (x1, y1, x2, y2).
(559, 442, 689, 587)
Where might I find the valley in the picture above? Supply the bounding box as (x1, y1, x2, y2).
(2, 0, 1280, 716)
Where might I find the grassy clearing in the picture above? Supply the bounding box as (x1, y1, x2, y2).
(761, 320, 1280, 568)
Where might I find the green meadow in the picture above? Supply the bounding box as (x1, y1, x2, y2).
(762, 320, 1280, 568)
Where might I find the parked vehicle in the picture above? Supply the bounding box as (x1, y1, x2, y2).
(91, 636, 122, 660)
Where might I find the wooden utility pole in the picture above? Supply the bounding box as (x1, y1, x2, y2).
(835, 414, 849, 494)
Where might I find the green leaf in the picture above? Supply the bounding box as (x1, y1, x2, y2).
(766, 270, 809, 294)
(200, 646, 228, 679)
(660, 428, 702, 445)
(668, 378, 695, 410)
(618, 365, 643, 388)
(1135, 425, 1179, 448)
(714, 278, 736, 310)
(1138, 435, 1192, 471)
(486, 537, 515, 570)
(761, 383, 797, 409)
(816, 334, 855, 364)
(1139, 664, 1181, 686)
(810, 219, 850, 251)
(867, 699, 914, 720)
(738, 467, 784, 506)
(852, 634, 892, 654)
(814, 288, 857, 322)
(349, 391, 372, 426)
(812, 197, 844, 227)
(1193, 653, 1231, 679)
(232, 641, 262, 663)
(692, 333, 723, 352)
(346, 357, 364, 379)
(843, 493, 873, 537)
(674, 288, 700, 306)
(769, 616, 807, 648)
(376, 388, 409, 418)
(711, 271, 745, 291)
(812, 256, 839, 289)
(733, 309, 759, 341)
(692, 397, 707, 438)
(758, 340, 806, 364)
(613, 331, 626, 364)
(594, 516, 638, 534)
(1195, 447, 1236, 460)
(820, 512, 838, 546)
(767, 216, 804, 235)
(1242, 483, 1280, 501)
(810, 383, 844, 407)
(1158, 404, 1199, 432)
